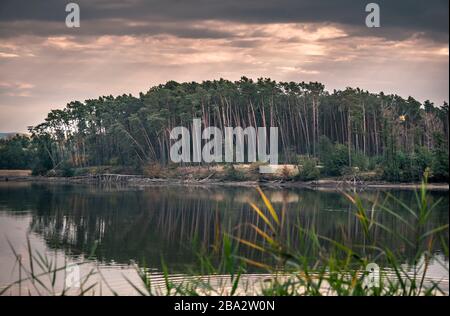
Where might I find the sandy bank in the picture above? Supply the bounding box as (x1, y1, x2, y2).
(0, 174, 448, 191)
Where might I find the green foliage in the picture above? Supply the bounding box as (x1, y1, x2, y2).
(72, 167, 91, 177)
(30, 134, 54, 175)
(431, 132, 449, 182)
(381, 144, 446, 182)
(318, 136, 370, 176)
(0, 135, 32, 169)
(382, 151, 415, 182)
(351, 151, 369, 171)
(367, 155, 383, 170)
(58, 160, 75, 177)
(295, 156, 320, 181)
(222, 164, 246, 181)
(319, 136, 349, 176)
(0, 78, 446, 183)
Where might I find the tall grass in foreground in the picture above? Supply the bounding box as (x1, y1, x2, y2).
(1, 176, 448, 296)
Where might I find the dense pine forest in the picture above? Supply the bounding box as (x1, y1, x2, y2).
(1, 77, 448, 182)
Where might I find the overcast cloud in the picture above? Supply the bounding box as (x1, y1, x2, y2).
(0, 0, 448, 132)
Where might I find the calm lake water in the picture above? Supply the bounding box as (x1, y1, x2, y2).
(0, 182, 448, 295)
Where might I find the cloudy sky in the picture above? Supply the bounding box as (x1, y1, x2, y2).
(0, 0, 448, 132)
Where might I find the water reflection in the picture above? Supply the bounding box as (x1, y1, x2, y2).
(0, 182, 448, 276)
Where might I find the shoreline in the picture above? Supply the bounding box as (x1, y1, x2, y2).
(1, 174, 448, 191)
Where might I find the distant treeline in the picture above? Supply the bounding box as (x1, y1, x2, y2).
(1, 77, 448, 181)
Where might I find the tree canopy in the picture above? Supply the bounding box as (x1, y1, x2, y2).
(2, 77, 448, 182)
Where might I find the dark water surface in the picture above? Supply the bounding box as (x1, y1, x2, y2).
(0, 182, 448, 294)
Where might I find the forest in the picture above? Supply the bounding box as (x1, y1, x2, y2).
(0, 77, 448, 182)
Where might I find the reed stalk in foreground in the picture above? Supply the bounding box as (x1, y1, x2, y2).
(130, 176, 448, 296)
(1, 176, 448, 296)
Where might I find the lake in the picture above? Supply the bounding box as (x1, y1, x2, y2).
(0, 182, 448, 295)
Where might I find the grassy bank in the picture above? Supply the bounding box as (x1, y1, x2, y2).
(1, 166, 448, 191)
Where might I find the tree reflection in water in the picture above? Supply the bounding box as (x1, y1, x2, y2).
(0, 183, 448, 273)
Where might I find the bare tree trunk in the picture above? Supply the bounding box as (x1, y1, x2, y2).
(363, 103, 367, 155)
(348, 110, 352, 167)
